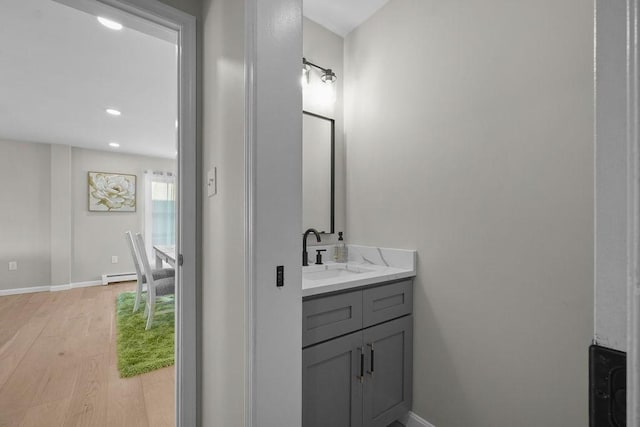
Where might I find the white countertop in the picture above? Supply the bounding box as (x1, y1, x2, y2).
(302, 245, 416, 298)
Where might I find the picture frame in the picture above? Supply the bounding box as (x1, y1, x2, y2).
(88, 171, 137, 212)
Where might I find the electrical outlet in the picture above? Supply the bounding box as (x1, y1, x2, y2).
(111, 256, 118, 264)
(8, 261, 17, 271)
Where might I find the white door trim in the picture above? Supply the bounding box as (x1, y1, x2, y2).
(628, 1, 640, 424)
(90, 1, 198, 425)
(245, 0, 257, 424)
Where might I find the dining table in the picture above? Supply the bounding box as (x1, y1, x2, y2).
(153, 245, 176, 269)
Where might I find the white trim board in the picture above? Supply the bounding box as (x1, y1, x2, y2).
(400, 411, 436, 427)
(0, 280, 104, 296)
(628, 1, 640, 423)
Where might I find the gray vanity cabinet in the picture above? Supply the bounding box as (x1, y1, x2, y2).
(302, 331, 363, 427)
(302, 279, 413, 427)
(363, 316, 413, 427)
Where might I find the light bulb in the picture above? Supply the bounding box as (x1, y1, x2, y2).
(301, 64, 310, 87)
(97, 17, 123, 30)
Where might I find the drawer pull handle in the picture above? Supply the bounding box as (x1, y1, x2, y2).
(358, 348, 364, 382)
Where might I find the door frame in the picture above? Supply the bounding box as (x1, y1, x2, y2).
(91, 0, 197, 425)
(628, 1, 640, 423)
(595, 0, 640, 423)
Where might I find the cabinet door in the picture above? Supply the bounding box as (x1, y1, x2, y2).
(303, 331, 364, 427)
(363, 316, 413, 427)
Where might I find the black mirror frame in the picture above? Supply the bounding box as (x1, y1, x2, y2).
(303, 110, 335, 234)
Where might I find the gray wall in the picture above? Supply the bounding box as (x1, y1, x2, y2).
(303, 17, 345, 244)
(0, 139, 175, 290)
(70, 147, 175, 282)
(0, 140, 51, 289)
(344, 0, 594, 426)
(50, 144, 72, 286)
(201, 0, 246, 425)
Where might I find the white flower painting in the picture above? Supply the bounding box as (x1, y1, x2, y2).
(88, 172, 136, 212)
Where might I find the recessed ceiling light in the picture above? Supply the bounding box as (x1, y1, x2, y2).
(97, 17, 123, 30)
(106, 108, 121, 116)
(109, 142, 120, 148)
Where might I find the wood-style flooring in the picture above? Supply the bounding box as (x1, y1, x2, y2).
(0, 282, 174, 427)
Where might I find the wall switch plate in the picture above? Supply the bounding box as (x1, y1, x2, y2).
(207, 167, 217, 197)
(111, 256, 118, 264)
(8, 261, 17, 271)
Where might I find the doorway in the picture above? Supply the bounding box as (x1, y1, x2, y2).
(0, 0, 196, 425)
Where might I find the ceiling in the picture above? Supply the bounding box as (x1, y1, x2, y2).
(0, 0, 178, 159)
(303, 0, 390, 37)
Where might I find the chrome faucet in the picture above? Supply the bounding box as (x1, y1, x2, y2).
(302, 228, 322, 266)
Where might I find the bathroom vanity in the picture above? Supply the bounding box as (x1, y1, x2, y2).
(301, 245, 416, 427)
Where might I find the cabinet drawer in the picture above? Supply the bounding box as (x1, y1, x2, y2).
(303, 291, 363, 347)
(363, 280, 413, 328)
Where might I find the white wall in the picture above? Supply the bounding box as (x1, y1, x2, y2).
(253, 0, 303, 425)
(202, 2, 305, 425)
(0, 140, 51, 290)
(0, 139, 175, 290)
(344, 0, 594, 426)
(303, 17, 345, 244)
(201, 0, 246, 425)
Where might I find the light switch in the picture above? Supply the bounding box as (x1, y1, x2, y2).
(8, 261, 17, 271)
(207, 167, 217, 197)
(111, 256, 118, 264)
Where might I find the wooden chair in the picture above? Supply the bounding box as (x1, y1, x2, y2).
(124, 231, 174, 313)
(134, 232, 175, 329)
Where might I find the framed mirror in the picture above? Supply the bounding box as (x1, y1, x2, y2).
(303, 111, 335, 234)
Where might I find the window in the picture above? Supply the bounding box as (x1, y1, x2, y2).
(151, 180, 175, 245)
(144, 171, 176, 260)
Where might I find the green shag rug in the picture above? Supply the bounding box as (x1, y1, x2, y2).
(116, 292, 175, 378)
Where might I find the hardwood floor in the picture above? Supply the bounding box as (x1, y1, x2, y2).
(0, 282, 174, 427)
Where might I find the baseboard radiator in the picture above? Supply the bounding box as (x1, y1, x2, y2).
(102, 272, 137, 285)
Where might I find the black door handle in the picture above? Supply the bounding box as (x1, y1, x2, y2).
(367, 343, 374, 375)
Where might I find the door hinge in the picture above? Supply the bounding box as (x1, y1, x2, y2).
(178, 254, 184, 266)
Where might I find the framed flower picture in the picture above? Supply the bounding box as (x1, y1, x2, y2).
(88, 172, 136, 212)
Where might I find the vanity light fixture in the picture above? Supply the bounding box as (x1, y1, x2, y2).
(302, 57, 337, 84)
(106, 108, 121, 116)
(320, 69, 337, 83)
(301, 62, 311, 86)
(108, 142, 120, 148)
(97, 16, 123, 30)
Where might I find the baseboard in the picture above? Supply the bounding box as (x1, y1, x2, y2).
(0, 280, 104, 296)
(400, 411, 435, 427)
(50, 280, 103, 292)
(0, 285, 51, 296)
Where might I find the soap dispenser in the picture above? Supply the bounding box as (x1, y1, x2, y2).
(335, 232, 348, 263)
